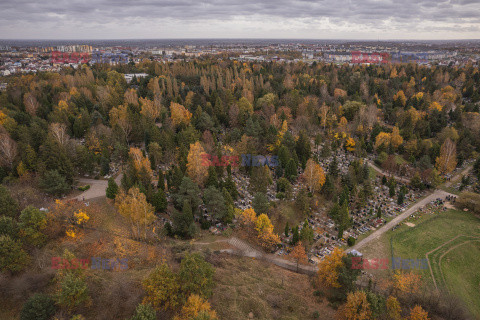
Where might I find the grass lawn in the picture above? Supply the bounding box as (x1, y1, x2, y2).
(390, 209, 480, 318)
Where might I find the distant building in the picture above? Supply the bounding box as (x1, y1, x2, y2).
(91, 51, 129, 64)
(124, 73, 148, 83)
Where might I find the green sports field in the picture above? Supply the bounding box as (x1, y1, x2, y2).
(390, 209, 480, 318)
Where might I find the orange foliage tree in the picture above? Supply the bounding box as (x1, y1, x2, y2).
(337, 291, 371, 320)
(317, 247, 345, 289)
(409, 305, 430, 320)
(392, 271, 421, 297)
(289, 241, 307, 272)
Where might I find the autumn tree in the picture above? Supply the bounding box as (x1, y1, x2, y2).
(143, 263, 182, 311)
(110, 104, 132, 143)
(115, 187, 156, 240)
(186, 141, 208, 186)
(386, 296, 402, 320)
(337, 291, 371, 320)
(390, 126, 403, 149)
(409, 305, 430, 320)
(255, 213, 280, 249)
(239, 208, 257, 232)
(173, 295, 218, 320)
(170, 102, 192, 127)
(392, 271, 421, 297)
(140, 97, 162, 123)
(435, 138, 457, 174)
(290, 241, 307, 272)
(303, 159, 326, 193)
(317, 247, 345, 289)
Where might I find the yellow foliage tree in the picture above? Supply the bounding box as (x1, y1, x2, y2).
(386, 296, 402, 320)
(255, 213, 280, 249)
(303, 159, 326, 193)
(186, 141, 208, 186)
(435, 138, 457, 174)
(129, 147, 154, 181)
(73, 210, 90, 226)
(143, 263, 182, 311)
(375, 132, 391, 149)
(170, 102, 192, 127)
(174, 294, 218, 320)
(140, 97, 162, 122)
(390, 126, 403, 149)
(429, 102, 443, 112)
(345, 137, 356, 152)
(317, 247, 345, 289)
(394, 90, 406, 107)
(115, 187, 156, 240)
(337, 291, 371, 320)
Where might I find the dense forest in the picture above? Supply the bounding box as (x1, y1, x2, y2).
(0, 59, 479, 319)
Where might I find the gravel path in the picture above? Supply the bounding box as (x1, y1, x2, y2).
(73, 174, 122, 201)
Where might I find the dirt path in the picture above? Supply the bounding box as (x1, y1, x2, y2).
(347, 189, 454, 253)
(367, 161, 411, 184)
(444, 165, 473, 187)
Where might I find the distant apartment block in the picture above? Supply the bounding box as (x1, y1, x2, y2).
(91, 51, 129, 64)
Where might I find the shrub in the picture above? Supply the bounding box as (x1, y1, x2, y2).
(130, 303, 156, 320)
(77, 185, 90, 192)
(0, 234, 29, 272)
(347, 236, 356, 247)
(20, 293, 56, 320)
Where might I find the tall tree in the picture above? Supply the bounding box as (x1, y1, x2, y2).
(435, 138, 457, 174)
(115, 187, 156, 240)
(303, 159, 326, 193)
(290, 241, 307, 272)
(186, 142, 208, 186)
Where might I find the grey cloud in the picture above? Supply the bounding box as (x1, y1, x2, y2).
(0, 0, 479, 38)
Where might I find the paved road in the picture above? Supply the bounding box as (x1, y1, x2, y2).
(346, 189, 454, 253)
(73, 174, 122, 201)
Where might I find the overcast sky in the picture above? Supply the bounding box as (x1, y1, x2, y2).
(1, 0, 479, 40)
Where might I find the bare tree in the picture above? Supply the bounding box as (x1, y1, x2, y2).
(0, 133, 18, 168)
